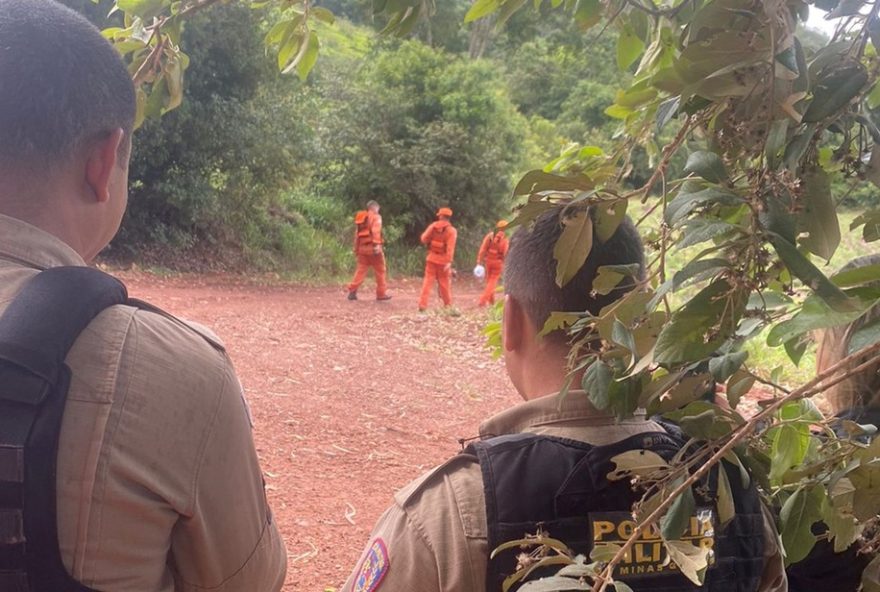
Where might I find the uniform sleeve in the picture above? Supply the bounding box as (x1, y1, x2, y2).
(341, 505, 441, 592)
(447, 228, 457, 263)
(758, 504, 787, 592)
(170, 358, 287, 592)
(372, 215, 383, 246)
(477, 234, 490, 265)
(420, 223, 434, 245)
(501, 235, 510, 258)
(341, 460, 486, 592)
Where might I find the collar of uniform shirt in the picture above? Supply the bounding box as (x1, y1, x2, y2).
(479, 390, 650, 438)
(0, 213, 85, 270)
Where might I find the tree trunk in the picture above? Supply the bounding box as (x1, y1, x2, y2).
(467, 13, 494, 59)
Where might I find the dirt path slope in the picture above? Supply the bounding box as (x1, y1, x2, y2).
(118, 272, 515, 591)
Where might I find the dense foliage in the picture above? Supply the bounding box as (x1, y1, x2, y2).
(73, 0, 880, 589)
(74, 0, 630, 272)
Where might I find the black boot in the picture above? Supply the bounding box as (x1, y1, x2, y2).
(347, 290, 358, 301)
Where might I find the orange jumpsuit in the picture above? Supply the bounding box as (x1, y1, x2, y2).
(477, 230, 508, 306)
(418, 220, 457, 309)
(347, 210, 388, 298)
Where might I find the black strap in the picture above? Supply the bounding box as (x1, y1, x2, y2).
(0, 267, 127, 592)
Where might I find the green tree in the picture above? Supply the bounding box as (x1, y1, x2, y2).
(111, 4, 313, 264)
(318, 40, 527, 242)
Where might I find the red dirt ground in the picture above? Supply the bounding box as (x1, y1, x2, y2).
(116, 271, 515, 592)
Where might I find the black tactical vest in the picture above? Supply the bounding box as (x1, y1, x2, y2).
(466, 430, 766, 592)
(0, 267, 129, 592)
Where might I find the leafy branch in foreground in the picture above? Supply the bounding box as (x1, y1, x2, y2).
(98, 0, 345, 125)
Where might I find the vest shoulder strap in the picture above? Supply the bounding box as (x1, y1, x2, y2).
(0, 266, 127, 592)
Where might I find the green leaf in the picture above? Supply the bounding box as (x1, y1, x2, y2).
(593, 264, 641, 296)
(672, 258, 729, 290)
(767, 294, 864, 346)
(716, 464, 736, 526)
(683, 151, 728, 183)
(539, 312, 580, 338)
(765, 119, 789, 168)
(768, 233, 859, 312)
(593, 200, 627, 242)
(661, 486, 696, 540)
(554, 208, 593, 288)
(708, 351, 748, 383)
(831, 262, 880, 287)
(617, 25, 645, 71)
(514, 170, 594, 195)
(277, 28, 303, 71)
(607, 449, 670, 480)
(465, 0, 501, 23)
(803, 62, 868, 123)
(583, 361, 613, 410)
(725, 369, 755, 408)
(769, 424, 810, 483)
(779, 486, 825, 564)
(310, 7, 336, 24)
(518, 577, 591, 591)
(655, 279, 748, 365)
(851, 210, 880, 242)
(116, 0, 168, 19)
(677, 219, 736, 249)
(590, 542, 623, 563)
(664, 539, 709, 585)
(665, 183, 743, 227)
(294, 31, 320, 81)
(574, 0, 602, 30)
(849, 318, 880, 355)
(496, 0, 528, 27)
(798, 167, 840, 261)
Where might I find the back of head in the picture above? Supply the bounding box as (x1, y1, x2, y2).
(0, 0, 136, 175)
(817, 254, 880, 415)
(504, 205, 645, 342)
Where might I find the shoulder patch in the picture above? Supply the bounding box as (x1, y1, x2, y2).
(353, 538, 389, 592)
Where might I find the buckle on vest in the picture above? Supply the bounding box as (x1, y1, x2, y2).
(0, 510, 24, 545)
(0, 447, 23, 483)
(0, 367, 51, 407)
(0, 570, 29, 592)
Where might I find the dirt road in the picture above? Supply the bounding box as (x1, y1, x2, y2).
(118, 271, 515, 591)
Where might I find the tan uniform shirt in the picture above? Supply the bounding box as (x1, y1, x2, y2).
(0, 215, 287, 591)
(342, 392, 787, 592)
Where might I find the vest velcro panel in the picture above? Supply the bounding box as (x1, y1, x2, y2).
(467, 430, 765, 592)
(0, 267, 128, 592)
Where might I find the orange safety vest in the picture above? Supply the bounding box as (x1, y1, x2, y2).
(429, 224, 450, 256)
(487, 231, 506, 261)
(355, 211, 375, 251)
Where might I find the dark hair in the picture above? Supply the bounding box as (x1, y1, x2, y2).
(504, 205, 645, 340)
(0, 0, 136, 171)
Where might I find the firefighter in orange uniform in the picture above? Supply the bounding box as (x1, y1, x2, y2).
(347, 200, 391, 301)
(418, 207, 457, 311)
(476, 220, 509, 307)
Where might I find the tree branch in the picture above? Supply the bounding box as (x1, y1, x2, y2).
(591, 340, 880, 592)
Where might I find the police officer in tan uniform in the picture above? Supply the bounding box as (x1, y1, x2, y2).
(342, 207, 787, 592)
(0, 1, 286, 590)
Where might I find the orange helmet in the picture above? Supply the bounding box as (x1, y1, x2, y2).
(496, 220, 509, 230)
(437, 207, 453, 218)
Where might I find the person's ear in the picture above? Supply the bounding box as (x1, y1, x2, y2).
(85, 128, 125, 203)
(503, 295, 527, 353)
